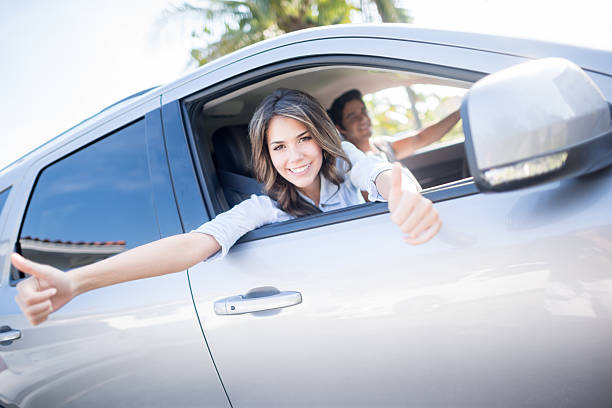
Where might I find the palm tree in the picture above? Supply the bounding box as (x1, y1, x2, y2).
(370, 0, 412, 23)
(165, 0, 411, 66)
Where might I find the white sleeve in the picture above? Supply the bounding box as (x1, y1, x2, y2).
(191, 195, 293, 261)
(341, 141, 421, 200)
(341, 141, 393, 201)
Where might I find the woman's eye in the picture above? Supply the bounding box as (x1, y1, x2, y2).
(299, 136, 312, 143)
(273, 145, 284, 151)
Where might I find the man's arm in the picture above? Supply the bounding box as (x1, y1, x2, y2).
(391, 110, 461, 160)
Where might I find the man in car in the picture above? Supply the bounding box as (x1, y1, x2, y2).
(328, 89, 461, 163)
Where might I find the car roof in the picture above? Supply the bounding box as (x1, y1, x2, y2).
(2, 24, 610, 177)
(160, 24, 612, 94)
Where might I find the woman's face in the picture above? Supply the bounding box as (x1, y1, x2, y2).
(267, 116, 323, 199)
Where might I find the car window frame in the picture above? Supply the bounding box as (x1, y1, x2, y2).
(180, 55, 484, 245)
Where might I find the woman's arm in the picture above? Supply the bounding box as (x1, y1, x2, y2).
(376, 163, 442, 245)
(12, 232, 220, 325)
(13, 193, 290, 326)
(391, 110, 460, 160)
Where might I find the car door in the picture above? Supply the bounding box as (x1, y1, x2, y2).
(186, 174, 612, 407)
(166, 33, 612, 407)
(0, 105, 229, 407)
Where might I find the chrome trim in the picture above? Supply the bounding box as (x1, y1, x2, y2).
(0, 329, 21, 343)
(215, 291, 302, 315)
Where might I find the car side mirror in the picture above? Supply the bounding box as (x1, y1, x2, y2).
(461, 57, 612, 192)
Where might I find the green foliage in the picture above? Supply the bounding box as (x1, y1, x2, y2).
(365, 85, 465, 146)
(165, 0, 412, 66)
(371, 0, 412, 23)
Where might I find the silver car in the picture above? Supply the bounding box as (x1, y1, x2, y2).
(1, 24, 611, 407)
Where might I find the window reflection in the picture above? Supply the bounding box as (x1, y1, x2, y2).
(20, 237, 126, 270)
(0, 187, 10, 216)
(19, 120, 160, 270)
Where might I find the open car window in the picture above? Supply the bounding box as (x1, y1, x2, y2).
(182, 62, 478, 242)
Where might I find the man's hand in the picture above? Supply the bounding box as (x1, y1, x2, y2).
(12, 253, 75, 325)
(388, 163, 442, 244)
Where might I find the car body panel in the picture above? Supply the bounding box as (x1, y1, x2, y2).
(187, 166, 612, 407)
(161, 37, 527, 104)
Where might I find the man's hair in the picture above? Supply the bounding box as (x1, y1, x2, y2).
(328, 89, 364, 130)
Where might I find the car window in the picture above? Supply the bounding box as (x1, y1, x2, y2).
(182, 61, 478, 243)
(0, 187, 11, 217)
(17, 120, 160, 273)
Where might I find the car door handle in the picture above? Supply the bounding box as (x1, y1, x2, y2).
(0, 326, 21, 346)
(214, 291, 302, 315)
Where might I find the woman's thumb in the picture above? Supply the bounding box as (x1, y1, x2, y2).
(11, 253, 53, 280)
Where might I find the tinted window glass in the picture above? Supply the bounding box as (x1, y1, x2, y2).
(19, 120, 160, 270)
(0, 187, 10, 216)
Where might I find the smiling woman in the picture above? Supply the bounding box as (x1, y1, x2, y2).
(192, 88, 440, 259)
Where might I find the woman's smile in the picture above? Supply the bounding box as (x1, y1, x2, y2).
(267, 116, 323, 203)
(288, 162, 311, 174)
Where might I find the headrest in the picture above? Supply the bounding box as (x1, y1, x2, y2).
(212, 124, 253, 177)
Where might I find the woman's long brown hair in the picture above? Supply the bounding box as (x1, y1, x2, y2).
(249, 89, 350, 217)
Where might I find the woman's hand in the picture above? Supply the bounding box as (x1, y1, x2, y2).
(387, 163, 442, 244)
(11, 253, 75, 325)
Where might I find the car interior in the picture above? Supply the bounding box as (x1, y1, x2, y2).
(184, 65, 473, 215)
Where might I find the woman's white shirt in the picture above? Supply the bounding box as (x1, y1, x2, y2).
(192, 141, 403, 261)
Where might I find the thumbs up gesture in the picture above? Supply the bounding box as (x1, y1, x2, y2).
(11, 253, 75, 325)
(387, 163, 441, 244)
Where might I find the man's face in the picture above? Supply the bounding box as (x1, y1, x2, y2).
(338, 99, 372, 143)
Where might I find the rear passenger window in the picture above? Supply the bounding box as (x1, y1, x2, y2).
(18, 120, 160, 272)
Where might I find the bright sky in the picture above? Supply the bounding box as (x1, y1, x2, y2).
(1, 0, 611, 170)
